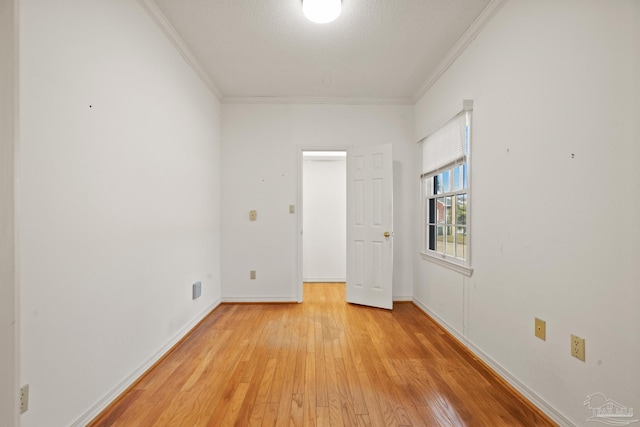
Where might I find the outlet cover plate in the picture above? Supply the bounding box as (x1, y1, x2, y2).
(20, 384, 29, 414)
(571, 334, 586, 361)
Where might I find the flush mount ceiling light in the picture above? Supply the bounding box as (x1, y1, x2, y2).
(303, 0, 342, 24)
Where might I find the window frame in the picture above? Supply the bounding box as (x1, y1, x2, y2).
(419, 102, 473, 277)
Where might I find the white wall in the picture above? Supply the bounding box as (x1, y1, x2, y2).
(0, 1, 18, 425)
(19, 1, 222, 425)
(413, 1, 640, 425)
(222, 104, 414, 301)
(303, 157, 346, 282)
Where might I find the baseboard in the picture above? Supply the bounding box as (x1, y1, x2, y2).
(221, 296, 298, 303)
(303, 278, 346, 283)
(221, 294, 412, 303)
(411, 297, 574, 427)
(72, 299, 221, 426)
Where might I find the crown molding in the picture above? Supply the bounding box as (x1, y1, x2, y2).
(222, 96, 413, 105)
(137, 0, 506, 106)
(412, 0, 509, 103)
(137, 0, 224, 101)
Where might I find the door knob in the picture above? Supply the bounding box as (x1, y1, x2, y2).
(384, 231, 390, 238)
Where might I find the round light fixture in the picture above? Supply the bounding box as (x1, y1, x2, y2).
(303, 0, 342, 24)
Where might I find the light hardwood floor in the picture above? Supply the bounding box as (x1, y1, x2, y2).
(90, 283, 555, 426)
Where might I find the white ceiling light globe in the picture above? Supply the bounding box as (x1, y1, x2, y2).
(303, 0, 342, 24)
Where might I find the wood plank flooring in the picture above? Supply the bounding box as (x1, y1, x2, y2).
(90, 283, 555, 426)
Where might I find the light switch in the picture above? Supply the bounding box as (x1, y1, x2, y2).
(249, 210, 257, 221)
(289, 205, 295, 214)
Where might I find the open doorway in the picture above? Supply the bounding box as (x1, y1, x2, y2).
(297, 144, 394, 308)
(298, 150, 347, 300)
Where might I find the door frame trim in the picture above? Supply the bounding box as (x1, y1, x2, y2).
(295, 146, 350, 303)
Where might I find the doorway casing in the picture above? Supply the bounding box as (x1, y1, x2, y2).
(296, 147, 349, 303)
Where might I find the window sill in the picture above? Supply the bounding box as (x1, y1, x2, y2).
(420, 252, 474, 277)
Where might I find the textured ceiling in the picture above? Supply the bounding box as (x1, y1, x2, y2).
(150, 0, 492, 100)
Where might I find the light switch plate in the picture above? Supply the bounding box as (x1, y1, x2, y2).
(249, 210, 257, 221)
(535, 318, 546, 341)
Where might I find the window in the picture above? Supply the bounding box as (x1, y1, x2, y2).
(420, 101, 473, 276)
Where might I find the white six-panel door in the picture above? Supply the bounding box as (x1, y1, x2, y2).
(346, 144, 393, 310)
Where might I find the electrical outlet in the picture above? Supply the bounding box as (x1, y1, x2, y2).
(250, 270, 256, 280)
(535, 318, 546, 341)
(20, 384, 29, 414)
(571, 334, 586, 361)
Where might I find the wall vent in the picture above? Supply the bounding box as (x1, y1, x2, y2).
(192, 281, 202, 300)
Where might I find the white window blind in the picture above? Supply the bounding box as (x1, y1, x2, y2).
(420, 111, 467, 177)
